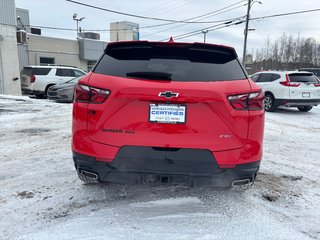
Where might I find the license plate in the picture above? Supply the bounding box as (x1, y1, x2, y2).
(149, 104, 186, 124)
(302, 92, 310, 98)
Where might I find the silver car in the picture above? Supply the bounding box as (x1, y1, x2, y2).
(47, 76, 83, 103)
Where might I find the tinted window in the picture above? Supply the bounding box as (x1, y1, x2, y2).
(314, 70, 320, 76)
(33, 68, 51, 75)
(56, 68, 75, 77)
(21, 67, 51, 76)
(289, 73, 319, 83)
(40, 57, 55, 65)
(74, 70, 85, 77)
(250, 74, 260, 82)
(20, 68, 32, 75)
(94, 46, 246, 82)
(272, 74, 281, 81)
(299, 69, 320, 76)
(257, 73, 273, 82)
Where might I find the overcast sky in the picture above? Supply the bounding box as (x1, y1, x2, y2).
(15, 0, 320, 56)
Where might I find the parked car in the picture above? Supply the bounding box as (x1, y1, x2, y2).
(20, 65, 86, 98)
(72, 40, 265, 188)
(250, 71, 320, 112)
(47, 76, 83, 103)
(298, 68, 320, 77)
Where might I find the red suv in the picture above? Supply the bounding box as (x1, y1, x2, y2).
(72, 40, 265, 188)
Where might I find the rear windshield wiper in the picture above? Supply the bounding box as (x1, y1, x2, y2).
(126, 71, 172, 80)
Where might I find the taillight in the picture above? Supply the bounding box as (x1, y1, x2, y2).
(279, 74, 300, 87)
(30, 74, 36, 83)
(228, 91, 264, 111)
(314, 83, 320, 87)
(75, 84, 91, 102)
(75, 84, 110, 104)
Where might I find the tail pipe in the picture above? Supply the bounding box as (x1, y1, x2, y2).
(80, 170, 99, 180)
(231, 178, 253, 187)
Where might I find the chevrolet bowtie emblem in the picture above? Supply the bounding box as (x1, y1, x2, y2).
(158, 91, 179, 98)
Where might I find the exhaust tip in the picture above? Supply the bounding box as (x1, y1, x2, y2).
(80, 170, 98, 180)
(232, 179, 251, 187)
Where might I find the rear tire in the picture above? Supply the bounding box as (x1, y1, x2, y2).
(297, 106, 313, 112)
(264, 94, 277, 112)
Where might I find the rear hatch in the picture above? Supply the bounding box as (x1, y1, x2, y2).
(20, 67, 51, 89)
(86, 42, 252, 151)
(288, 73, 320, 99)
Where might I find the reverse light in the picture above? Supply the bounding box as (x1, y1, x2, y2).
(228, 91, 264, 111)
(30, 74, 36, 83)
(279, 74, 300, 87)
(75, 84, 110, 104)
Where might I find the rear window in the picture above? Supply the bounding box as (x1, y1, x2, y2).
(94, 45, 246, 82)
(21, 67, 51, 76)
(289, 73, 319, 83)
(299, 69, 320, 76)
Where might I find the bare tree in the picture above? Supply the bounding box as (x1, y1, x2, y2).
(251, 34, 320, 73)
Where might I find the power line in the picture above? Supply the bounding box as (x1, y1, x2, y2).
(168, 20, 245, 41)
(66, 0, 185, 23)
(30, 1, 247, 33)
(142, 0, 246, 31)
(30, 14, 245, 33)
(65, 0, 247, 24)
(170, 0, 246, 23)
(250, 10, 268, 42)
(29, 7, 320, 38)
(143, 0, 246, 38)
(250, 8, 320, 21)
(163, 7, 320, 41)
(30, 25, 76, 31)
(137, 0, 174, 16)
(141, 0, 192, 18)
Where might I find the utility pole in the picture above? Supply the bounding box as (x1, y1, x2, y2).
(242, 0, 252, 67)
(202, 30, 208, 43)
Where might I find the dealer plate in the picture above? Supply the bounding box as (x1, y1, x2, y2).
(149, 104, 186, 124)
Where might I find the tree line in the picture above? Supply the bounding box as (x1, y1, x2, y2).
(248, 33, 320, 74)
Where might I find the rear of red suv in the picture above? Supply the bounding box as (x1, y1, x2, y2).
(72, 41, 264, 187)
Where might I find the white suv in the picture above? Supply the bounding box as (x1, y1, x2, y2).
(20, 65, 86, 97)
(250, 71, 320, 112)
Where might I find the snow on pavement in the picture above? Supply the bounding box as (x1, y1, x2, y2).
(0, 95, 319, 240)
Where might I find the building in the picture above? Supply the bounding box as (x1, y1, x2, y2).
(23, 34, 102, 71)
(0, 1, 140, 96)
(1, 0, 130, 96)
(15, 8, 107, 73)
(110, 21, 139, 42)
(0, 0, 22, 95)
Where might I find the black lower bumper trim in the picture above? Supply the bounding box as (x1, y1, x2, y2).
(73, 147, 261, 187)
(275, 98, 320, 107)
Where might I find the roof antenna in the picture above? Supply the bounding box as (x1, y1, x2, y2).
(168, 37, 174, 43)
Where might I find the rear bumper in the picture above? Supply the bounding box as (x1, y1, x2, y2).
(275, 98, 320, 107)
(47, 94, 73, 102)
(21, 88, 43, 96)
(73, 147, 261, 187)
(47, 89, 73, 102)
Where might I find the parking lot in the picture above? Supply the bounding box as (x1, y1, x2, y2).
(0, 95, 319, 240)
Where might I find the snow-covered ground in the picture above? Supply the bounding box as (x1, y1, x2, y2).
(0, 95, 319, 240)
